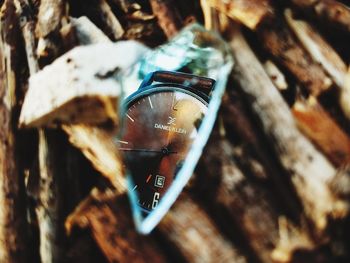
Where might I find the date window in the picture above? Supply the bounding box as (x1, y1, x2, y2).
(155, 175, 165, 188)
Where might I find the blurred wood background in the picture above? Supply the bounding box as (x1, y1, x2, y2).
(1, 0, 350, 262)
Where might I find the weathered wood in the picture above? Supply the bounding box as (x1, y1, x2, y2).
(0, 1, 29, 262)
(293, 97, 350, 167)
(62, 124, 126, 191)
(229, 25, 345, 233)
(197, 131, 317, 263)
(285, 8, 347, 88)
(291, 0, 350, 34)
(35, 0, 67, 61)
(149, 0, 182, 38)
(340, 67, 350, 120)
(19, 43, 125, 128)
(70, 16, 110, 44)
(207, 0, 274, 30)
(98, 0, 124, 40)
(257, 16, 332, 97)
(263, 60, 288, 90)
(158, 193, 248, 263)
(66, 188, 168, 263)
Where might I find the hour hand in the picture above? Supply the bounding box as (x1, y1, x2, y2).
(119, 148, 177, 154)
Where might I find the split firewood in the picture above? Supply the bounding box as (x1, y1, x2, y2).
(158, 193, 249, 263)
(285, 8, 347, 88)
(35, 0, 67, 60)
(13, 0, 39, 75)
(263, 60, 288, 91)
(222, 89, 301, 216)
(197, 132, 317, 263)
(97, 0, 124, 40)
(62, 124, 126, 191)
(19, 41, 149, 128)
(257, 16, 332, 97)
(207, 0, 274, 30)
(149, 0, 183, 38)
(70, 16, 110, 44)
(292, 97, 350, 167)
(0, 1, 30, 262)
(18, 2, 99, 262)
(290, 0, 350, 34)
(229, 25, 346, 233)
(340, 67, 350, 119)
(66, 189, 168, 263)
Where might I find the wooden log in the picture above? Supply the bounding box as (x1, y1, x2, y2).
(292, 97, 350, 167)
(70, 16, 110, 44)
(207, 0, 273, 30)
(0, 1, 30, 262)
(62, 124, 126, 191)
(158, 193, 249, 263)
(66, 189, 169, 263)
(291, 0, 350, 34)
(26, 1, 83, 262)
(197, 131, 316, 263)
(221, 89, 302, 216)
(19, 43, 126, 128)
(229, 25, 346, 233)
(36, 130, 78, 262)
(149, 0, 183, 38)
(98, 0, 124, 40)
(257, 16, 332, 97)
(35, 0, 67, 61)
(285, 8, 347, 88)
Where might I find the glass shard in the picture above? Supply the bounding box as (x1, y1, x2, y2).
(117, 23, 234, 234)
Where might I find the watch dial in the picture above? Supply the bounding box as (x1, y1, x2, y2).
(118, 88, 207, 212)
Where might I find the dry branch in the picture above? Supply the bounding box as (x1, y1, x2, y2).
(229, 25, 345, 233)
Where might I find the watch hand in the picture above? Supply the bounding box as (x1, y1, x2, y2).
(119, 148, 177, 154)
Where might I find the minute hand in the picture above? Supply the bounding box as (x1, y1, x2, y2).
(119, 148, 177, 154)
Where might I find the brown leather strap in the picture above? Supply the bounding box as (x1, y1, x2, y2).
(153, 71, 215, 96)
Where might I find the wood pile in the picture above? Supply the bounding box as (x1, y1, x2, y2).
(1, 0, 350, 262)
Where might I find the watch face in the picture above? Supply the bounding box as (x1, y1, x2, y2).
(118, 86, 208, 212)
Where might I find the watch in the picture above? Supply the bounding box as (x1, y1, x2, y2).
(118, 71, 215, 212)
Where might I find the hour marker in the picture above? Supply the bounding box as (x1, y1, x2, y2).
(116, 140, 128, 144)
(146, 174, 152, 183)
(132, 185, 138, 191)
(148, 97, 153, 109)
(126, 114, 134, 122)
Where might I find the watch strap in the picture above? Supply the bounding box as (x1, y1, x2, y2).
(140, 71, 215, 96)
